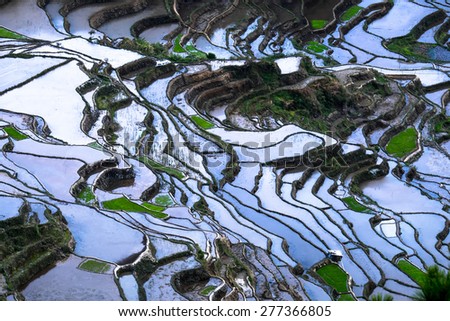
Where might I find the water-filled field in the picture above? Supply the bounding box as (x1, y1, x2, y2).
(0, 0, 449, 301)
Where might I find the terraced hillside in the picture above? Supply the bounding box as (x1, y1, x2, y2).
(0, 0, 449, 301)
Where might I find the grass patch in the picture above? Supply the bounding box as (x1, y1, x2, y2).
(341, 5, 363, 21)
(173, 34, 187, 53)
(386, 127, 418, 158)
(191, 115, 214, 130)
(397, 259, 426, 286)
(316, 263, 349, 293)
(138, 156, 185, 180)
(199, 285, 216, 296)
(0, 27, 26, 40)
(78, 186, 95, 204)
(306, 41, 328, 53)
(3, 126, 28, 140)
(310, 20, 328, 30)
(342, 196, 370, 213)
(79, 259, 111, 274)
(102, 197, 168, 219)
(154, 194, 175, 207)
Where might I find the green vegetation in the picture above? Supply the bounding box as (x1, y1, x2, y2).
(240, 77, 350, 133)
(214, 238, 255, 288)
(87, 141, 104, 150)
(102, 196, 145, 212)
(193, 197, 214, 217)
(434, 115, 450, 134)
(140, 202, 169, 219)
(79, 259, 111, 274)
(167, 54, 208, 64)
(102, 196, 168, 219)
(385, 10, 447, 62)
(171, 35, 209, 61)
(3, 126, 28, 140)
(398, 259, 426, 286)
(135, 63, 176, 89)
(316, 263, 349, 293)
(138, 156, 185, 180)
(119, 37, 213, 63)
(0, 209, 72, 291)
(191, 115, 214, 130)
(173, 34, 186, 53)
(0, 27, 26, 40)
(173, 34, 207, 58)
(94, 85, 131, 112)
(360, 80, 392, 97)
(199, 285, 216, 296)
(342, 196, 371, 213)
(386, 35, 436, 62)
(77, 186, 96, 204)
(185, 43, 207, 59)
(413, 265, 450, 301)
(386, 127, 418, 158)
(306, 41, 328, 53)
(134, 38, 167, 57)
(119, 37, 168, 58)
(338, 293, 356, 301)
(140, 202, 165, 212)
(311, 20, 328, 30)
(370, 293, 394, 301)
(154, 194, 175, 207)
(341, 5, 363, 21)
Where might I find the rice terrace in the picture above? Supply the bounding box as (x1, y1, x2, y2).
(0, 0, 450, 301)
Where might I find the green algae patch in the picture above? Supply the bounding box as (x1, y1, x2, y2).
(79, 259, 111, 274)
(3, 126, 28, 140)
(191, 115, 214, 130)
(386, 127, 418, 158)
(342, 196, 370, 213)
(154, 194, 175, 207)
(0, 27, 27, 40)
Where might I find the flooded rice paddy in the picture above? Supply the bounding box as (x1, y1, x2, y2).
(0, 0, 449, 302)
